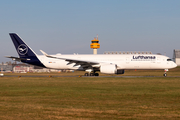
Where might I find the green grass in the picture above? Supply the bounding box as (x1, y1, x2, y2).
(0, 76, 180, 119)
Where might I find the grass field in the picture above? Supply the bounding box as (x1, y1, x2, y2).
(0, 68, 180, 119)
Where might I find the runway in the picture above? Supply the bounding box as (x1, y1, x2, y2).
(2, 75, 180, 78)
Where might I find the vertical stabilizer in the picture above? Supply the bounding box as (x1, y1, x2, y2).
(9, 33, 37, 58)
(9, 33, 45, 67)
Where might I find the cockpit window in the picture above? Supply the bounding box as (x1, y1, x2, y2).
(167, 59, 172, 61)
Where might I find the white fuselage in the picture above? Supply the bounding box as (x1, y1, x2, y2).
(37, 54, 177, 70)
(8, 33, 177, 76)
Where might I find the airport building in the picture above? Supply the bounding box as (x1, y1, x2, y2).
(104, 51, 152, 54)
(13, 65, 34, 73)
(0, 63, 63, 73)
(0, 64, 13, 72)
(173, 49, 180, 66)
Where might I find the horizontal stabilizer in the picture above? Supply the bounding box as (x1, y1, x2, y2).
(5, 56, 30, 61)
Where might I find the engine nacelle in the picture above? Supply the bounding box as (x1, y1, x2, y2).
(100, 64, 124, 74)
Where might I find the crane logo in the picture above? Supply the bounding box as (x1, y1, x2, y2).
(17, 44, 28, 55)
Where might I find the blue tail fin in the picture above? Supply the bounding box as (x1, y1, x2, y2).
(9, 33, 45, 67)
(9, 33, 36, 57)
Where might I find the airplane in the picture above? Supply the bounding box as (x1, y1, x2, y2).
(6, 33, 177, 77)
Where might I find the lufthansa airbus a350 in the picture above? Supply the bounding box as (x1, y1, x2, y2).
(6, 33, 177, 76)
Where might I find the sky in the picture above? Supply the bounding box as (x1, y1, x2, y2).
(0, 0, 180, 62)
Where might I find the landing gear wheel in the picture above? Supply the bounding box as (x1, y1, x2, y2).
(84, 72, 99, 76)
(94, 73, 99, 76)
(84, 73, 89, 76)
(163, 73, 167, 77)
(90, 73, 94, 76)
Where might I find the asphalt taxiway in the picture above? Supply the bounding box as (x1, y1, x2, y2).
(2, 75, 180, 78)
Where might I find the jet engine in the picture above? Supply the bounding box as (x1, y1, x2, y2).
(100, 64, 124, 74)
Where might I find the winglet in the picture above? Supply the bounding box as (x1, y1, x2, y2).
(40, 50, 56, 58)
(40, 50, 48, 56)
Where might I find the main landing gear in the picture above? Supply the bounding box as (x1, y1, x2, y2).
(84, 72, 99, 76)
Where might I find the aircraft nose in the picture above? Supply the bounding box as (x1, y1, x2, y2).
(173, 62, 177, 68)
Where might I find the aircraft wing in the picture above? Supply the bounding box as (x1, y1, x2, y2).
(40, 50, 100, 68)
(5, 56, 30, 61)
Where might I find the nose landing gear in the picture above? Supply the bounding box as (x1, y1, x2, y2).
(163, 73, 167, 77)
(163, 69, 168, 77)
